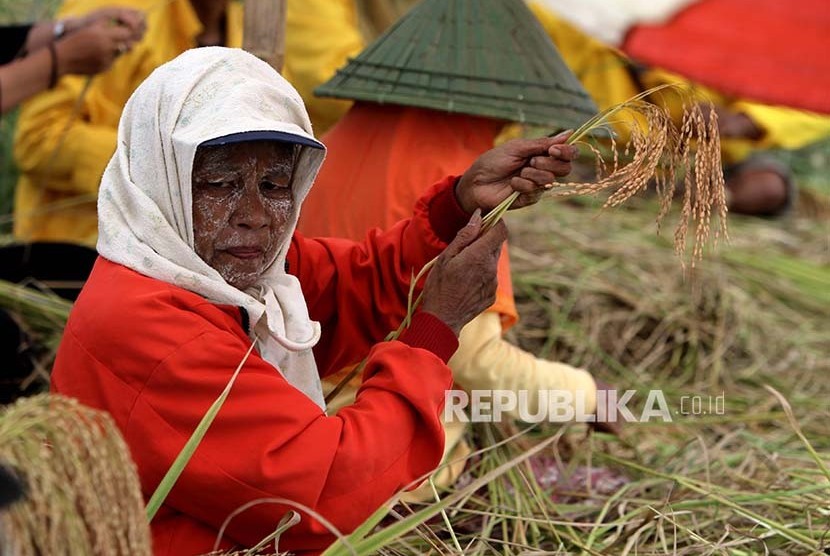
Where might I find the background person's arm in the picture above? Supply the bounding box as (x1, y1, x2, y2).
(24, 7, 145, 52)
(22, 20, 72, 53)
(1, 8, 144, 114)
(1, 24, 124, 114)
(0, 46, 55, 114)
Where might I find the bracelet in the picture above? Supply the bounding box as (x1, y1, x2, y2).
(47, 41, 58, 89)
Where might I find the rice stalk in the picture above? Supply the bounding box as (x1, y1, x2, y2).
(208, 497, 353, 556)
(483, 89, 728, 270)
(145, 338, 259, 521)
(764, 385, 830, 483)
(428, 476, 462, 553)
(0, 393, 151, 556)
(0, 278, 72, 334)
(598, 453, 822, 551)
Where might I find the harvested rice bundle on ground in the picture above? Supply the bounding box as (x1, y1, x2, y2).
(0, 394, 151, 556)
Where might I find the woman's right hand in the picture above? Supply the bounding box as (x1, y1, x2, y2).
(420, 211, 508, 336)
(55, 18, 138, 77)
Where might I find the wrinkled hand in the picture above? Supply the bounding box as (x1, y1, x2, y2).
(421, 211, 508, 336)
(56, 18, 139, 76)
(589, 380, 623, 436)
(454, 131, 579, 214)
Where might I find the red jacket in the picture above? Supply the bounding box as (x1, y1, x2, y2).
(51, 178, 468, 555)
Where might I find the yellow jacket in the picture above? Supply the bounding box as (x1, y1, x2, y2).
(528, 2, 830, 163)
(13, 0, 360, 245)
(285, 0, 361, 134)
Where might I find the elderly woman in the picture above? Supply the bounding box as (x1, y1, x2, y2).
(50, 48, 575, 555)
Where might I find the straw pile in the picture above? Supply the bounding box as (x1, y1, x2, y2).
(0, 394, 152, 555)
(0, 280, 72, 398)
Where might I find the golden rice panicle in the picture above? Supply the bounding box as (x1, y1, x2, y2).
(548, 89, 728, 268)
(0, 394, 152, 556)
(672, 100, 729, 265)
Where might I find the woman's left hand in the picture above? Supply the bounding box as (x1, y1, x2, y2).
(454, 130, 579, 214)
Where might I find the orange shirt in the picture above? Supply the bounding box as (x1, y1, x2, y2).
(300, 102, 518, 330)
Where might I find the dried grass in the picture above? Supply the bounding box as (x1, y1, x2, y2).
(0, 279, 73, 398)
(0, 394, 152, 556)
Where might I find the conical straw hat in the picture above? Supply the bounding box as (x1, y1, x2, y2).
(315, 0, 598, 129)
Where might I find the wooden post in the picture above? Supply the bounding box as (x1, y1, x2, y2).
(243, 0, 288, 72)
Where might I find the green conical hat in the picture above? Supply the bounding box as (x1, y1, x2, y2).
(315, 0, 598, 129)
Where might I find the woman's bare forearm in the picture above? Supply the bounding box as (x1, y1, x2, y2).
(0, 47, 52, 113)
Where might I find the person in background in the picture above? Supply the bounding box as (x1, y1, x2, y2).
(12, 0, 243, 247)
(0, 7, 144, 114)
(50, 47, 576, 555)
(301, 0, 614, 499)
(0, 6, 143, 405)
(11, 0, 363, 247)
(527, 2, 830, 217)
(354, 0, 830, 217)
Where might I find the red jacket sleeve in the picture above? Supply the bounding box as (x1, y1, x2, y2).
(290, 175, 470, 375)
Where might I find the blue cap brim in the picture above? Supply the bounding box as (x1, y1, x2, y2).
(200, 130, 324, 150)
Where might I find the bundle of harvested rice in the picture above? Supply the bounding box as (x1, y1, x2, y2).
(0, 394, 152, 556)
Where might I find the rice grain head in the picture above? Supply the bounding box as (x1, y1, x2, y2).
(552, 94, 729, 269)
(0, 393, 152, 556)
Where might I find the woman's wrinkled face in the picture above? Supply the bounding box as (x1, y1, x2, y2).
(192, 140, 296, 290)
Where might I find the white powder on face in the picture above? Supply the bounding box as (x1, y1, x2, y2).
(97, 47, 327, 408)
(191, 144, 296, 290)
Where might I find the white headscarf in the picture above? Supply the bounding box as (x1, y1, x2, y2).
(97, 47, 328, 409)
